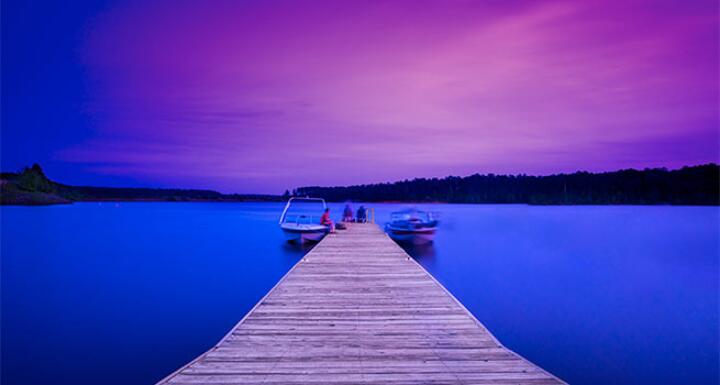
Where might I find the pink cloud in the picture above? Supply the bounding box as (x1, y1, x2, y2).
(59, 0, 719, 192)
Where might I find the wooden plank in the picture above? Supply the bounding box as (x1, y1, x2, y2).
(157, 223, 565, 384)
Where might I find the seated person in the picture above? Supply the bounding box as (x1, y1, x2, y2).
(356, 206, 367, 223)
(342, 204, 354, 222)
(320, 208, 335, 233)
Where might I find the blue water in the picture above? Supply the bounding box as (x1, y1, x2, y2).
(1, 202, 718, 385)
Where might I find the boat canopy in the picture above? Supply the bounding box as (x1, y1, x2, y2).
(279, 197, 327, 225)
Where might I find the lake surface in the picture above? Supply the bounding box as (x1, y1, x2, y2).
(1, 202, 718, 385)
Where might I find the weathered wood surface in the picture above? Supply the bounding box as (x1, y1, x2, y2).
(158, 223, 565, 385)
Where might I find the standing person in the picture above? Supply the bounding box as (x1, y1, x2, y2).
(320, 208, 335, 233)
(343, 203, 354, 222)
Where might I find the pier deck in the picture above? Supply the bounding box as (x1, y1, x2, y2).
(158, 223, 564, 384)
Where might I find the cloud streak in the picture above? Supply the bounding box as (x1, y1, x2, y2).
(59, 0, 719, 192)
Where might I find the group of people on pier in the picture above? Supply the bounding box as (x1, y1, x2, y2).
(320, 203, 368, 233)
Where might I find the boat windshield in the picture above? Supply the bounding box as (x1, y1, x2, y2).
(390, 209, 434, 223)
(280, 198, 327, 225)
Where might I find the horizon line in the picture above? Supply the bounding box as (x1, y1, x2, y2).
(4, 162, 718, 196)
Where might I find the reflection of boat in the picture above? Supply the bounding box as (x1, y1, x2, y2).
(279, 197, 329, 244)
(385, 209, 439, 245)
(401, 242, 437, 260)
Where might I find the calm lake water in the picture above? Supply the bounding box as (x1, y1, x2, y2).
(1, 202, 718, 385)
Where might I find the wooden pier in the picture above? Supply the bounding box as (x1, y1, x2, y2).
(158, 223, 565, 384)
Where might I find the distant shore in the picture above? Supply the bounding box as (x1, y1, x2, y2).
(0, 165, 284, 206)
(2, 163, 718, 206)
(297, 164, 720, 206)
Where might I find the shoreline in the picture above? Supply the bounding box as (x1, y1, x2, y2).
(3, 163, 718, 207)
(3, 199, 718, 207)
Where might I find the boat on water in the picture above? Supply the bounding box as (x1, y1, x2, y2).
(385, 208, 439, 245)
(279, 197, 330, 244)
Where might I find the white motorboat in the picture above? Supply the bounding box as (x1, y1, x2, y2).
(279, 197, 329, 244)
(385, 208, 439, 245)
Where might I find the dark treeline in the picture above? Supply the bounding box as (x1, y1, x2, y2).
(58, 185, 279, 202)
(296, 164, 720, 205)
(1, 164, 283, 205)
(58, 186, 280, 202)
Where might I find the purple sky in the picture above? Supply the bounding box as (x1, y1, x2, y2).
(7, 0, 718, 193)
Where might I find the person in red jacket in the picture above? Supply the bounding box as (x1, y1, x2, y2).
(320, 208, 335, 233)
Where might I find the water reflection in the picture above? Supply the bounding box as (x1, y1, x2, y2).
(280, 240, 315, 255)
(399, 242, 437, 261)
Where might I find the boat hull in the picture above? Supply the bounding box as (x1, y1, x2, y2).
(281, 224, 328, 244)
(386, 227, 437, 245)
